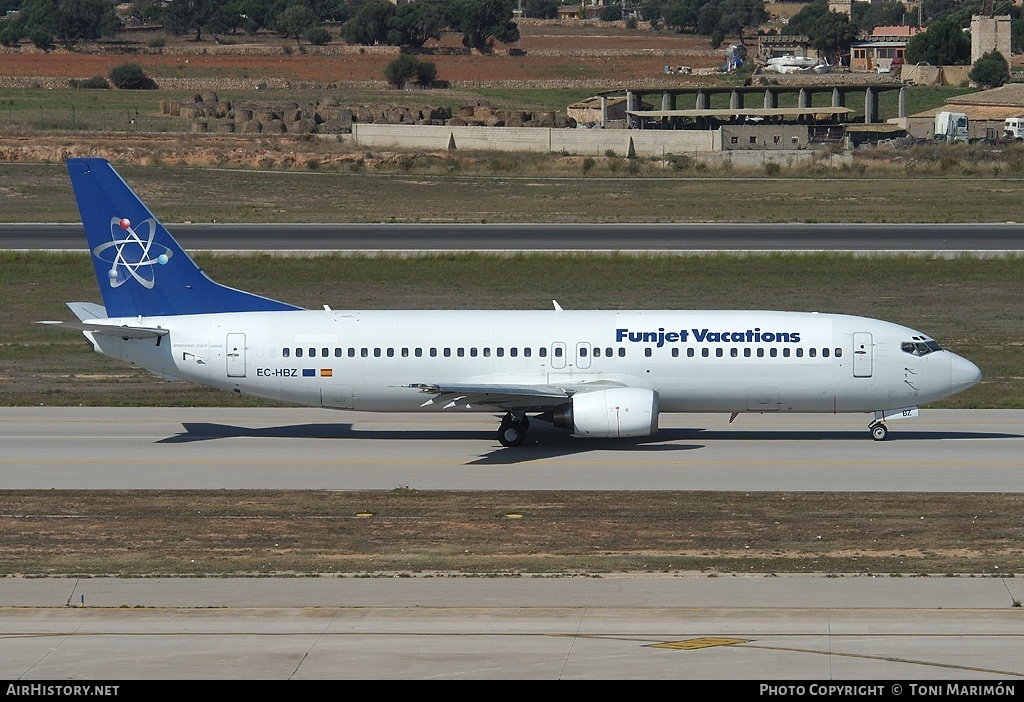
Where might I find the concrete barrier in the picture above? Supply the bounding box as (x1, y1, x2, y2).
(351, 124, 721, 155)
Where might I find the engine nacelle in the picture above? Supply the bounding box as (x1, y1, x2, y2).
(553, 388, 659, 438)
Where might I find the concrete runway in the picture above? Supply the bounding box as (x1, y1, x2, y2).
(2, 575, 1024, 680)
(1, 407, 1022, 491)
(3, 407, 1024, 680)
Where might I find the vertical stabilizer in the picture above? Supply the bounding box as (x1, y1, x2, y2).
(66, 158, 300, 317)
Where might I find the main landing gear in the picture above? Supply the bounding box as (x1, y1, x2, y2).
(869, 421, 888, 441)
(498, 412, 529, 448)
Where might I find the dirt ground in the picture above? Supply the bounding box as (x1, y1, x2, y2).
(0, 22, 731, 86)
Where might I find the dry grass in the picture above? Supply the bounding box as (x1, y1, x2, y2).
(1, 490, 1021, 576)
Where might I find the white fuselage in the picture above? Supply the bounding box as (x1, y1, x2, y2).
(83, 309, 977, 416)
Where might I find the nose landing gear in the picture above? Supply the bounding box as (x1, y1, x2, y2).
(498, 412, 530, 447)
(869, 421, 888, 441)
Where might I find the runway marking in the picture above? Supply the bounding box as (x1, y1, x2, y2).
(741, 642, 1024, 677)
(648, 637, 749, 650)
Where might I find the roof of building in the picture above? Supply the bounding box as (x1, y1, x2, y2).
(871, 26, 921, 37)
(945, 83, 1024, 107)
(628, 107, 853, 119)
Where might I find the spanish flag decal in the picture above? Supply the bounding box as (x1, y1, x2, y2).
(320, 369, 333, 377)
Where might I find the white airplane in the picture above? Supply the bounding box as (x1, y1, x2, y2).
(46, 158, 982, 447)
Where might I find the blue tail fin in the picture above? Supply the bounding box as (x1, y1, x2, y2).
(67, 158, 300, 318)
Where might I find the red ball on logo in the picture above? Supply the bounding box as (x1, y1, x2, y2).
(119, 218, 131, 229)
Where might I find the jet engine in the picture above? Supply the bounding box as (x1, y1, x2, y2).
(552, 388, 659, 438)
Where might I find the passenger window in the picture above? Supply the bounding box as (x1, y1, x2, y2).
(671, 348, 679, 357)
(770, 348, 777, 358)
(430, 348, 437, 357)
(415, 348, 422, 357)
(580, 347, 588, 357)
(483, 348, 490, 357)
(283, 348, 291, 358)
(322, 348, 328, 357)
(835, 348, 842, 358)
(296, 348, 303, 358)
(554, 347, 562, 358)
(731, 348, 738, 357)
(510, 348, 518, 357)
(309, 348, 315, 357)
(783, 348, 790, 358)
(606, 347, 613, 357)
(457, 348, 465, 357)
(716, 348, 723, 357)
(348, 348, 355, 357)
(618, 348, 625, 357)
(443, 348, 451, 357)
(401, 348, 409, 357)
(644, 348, 652, 357)
(386, 348, 394, 358)
(593, 347, 601, 357)
(374, 348, 381, 358)
(496, 348, 504, 357)
(524, 348, 532, 358)
(796, 348, 803, 358)
(809, 348, 817, 358)
(744, 348, 751, 357)
(822, 348, 830, 358)
(702, 348, 709, 357)
(361, 348, 368, 358)
(756, 348, 764, 357)
(470, 348, 478, 357)
(687, 348, 695, 357)
(539, 348, 547, 358)
(334, 348, 342, 358)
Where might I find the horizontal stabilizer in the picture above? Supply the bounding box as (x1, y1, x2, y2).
(67, 302, 107, 321)
(38, 320, 169, 339)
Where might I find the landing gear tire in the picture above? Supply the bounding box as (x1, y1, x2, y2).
(498, 413, 529, 448)
(870, 423, 888, 441)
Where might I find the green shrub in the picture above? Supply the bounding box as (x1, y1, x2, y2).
(108, 63, 154, 90)
(305, 27, 331, 46)
(69, 76, 110, 89)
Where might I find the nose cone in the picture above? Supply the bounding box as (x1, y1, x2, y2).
(950, 353, 982, 395)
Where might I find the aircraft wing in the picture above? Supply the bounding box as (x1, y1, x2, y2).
(408, 379, 627, 411)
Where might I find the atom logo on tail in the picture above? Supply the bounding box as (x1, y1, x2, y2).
(92, 217, 173, 289)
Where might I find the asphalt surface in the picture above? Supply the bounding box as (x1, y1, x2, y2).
(3, 222, 1024, 253)
(1, 408, 1022, 491)
(2, 575, 1022, 680)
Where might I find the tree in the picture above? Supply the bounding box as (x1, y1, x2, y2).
(340, 0, 395, 45)
(163, 0, 229, 42)
(382, 51, 438, 86)
(387, 0, 445, 48)
(695, 0, 768, 48)
(786, 0, 827, 36)
(449, 0, 520, 52)
(109, 62, 155, 89)
(970, 50, 1010, 88)
(807, 10, 859, 60)
(275, 3, 318, 43)
(523, 0, 558, 19)
(905, 17, 970, 65)
(851, 0, 907, 33)
(599, 3, 622, 21)
(661, 0, 701, 33)
(4, 0, 120, 49)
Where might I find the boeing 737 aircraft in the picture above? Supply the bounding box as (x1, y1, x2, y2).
(47, 158, 982, 447)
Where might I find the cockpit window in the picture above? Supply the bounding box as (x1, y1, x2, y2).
(901, 339, 943, 357)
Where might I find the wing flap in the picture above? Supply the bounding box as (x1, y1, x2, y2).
(409, 383, 571, 411)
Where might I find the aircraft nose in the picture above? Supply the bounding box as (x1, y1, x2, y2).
(950, 354, 982, 394)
